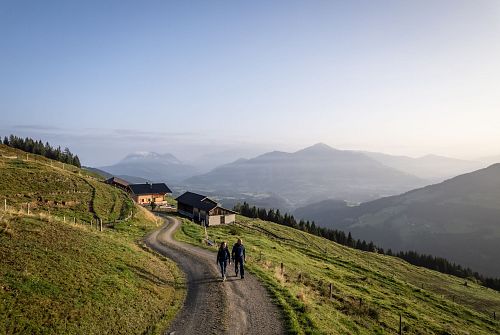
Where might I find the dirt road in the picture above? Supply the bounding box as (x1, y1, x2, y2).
(144, 215, 285, 335)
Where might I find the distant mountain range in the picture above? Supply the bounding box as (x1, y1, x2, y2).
(480, 155, 500, 166)
(95, 144, 491, 211)
(99, 152, 199, 184)
(363, 151, 483, 181)
(294, 163, 500, 277)
(184, 143, 427, 207)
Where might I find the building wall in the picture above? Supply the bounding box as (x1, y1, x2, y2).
(208, 214, 236, 226)
(134, 194, 165, 204)
(134, 195, 151, 204)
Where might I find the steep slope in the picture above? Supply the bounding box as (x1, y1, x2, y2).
(363, 151, 484, 181)
(0, 144, 184, 334)
(185, 143, 426, 207)
(295, 164, 500, 277)
(176, 216, 500, 335)
(100, 152, 199, 183)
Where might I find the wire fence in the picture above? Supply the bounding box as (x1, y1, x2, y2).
(1, 199, 135, 232)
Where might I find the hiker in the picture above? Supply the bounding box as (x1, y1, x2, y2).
(216, 241, 230, 281)
(231, 240, 239, 276)
(232, 238, 246, 279)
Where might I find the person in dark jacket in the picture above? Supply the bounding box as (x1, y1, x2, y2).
(232, 238, 246, 279)
(216, 241, 231, 281)
(231, 240, 240, 277)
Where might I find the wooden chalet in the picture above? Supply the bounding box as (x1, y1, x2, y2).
(128, 183, 172, 205)
(176, 191, 236, 226)
(105, 176, 130, 191)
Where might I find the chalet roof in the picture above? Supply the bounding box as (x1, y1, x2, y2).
(176, 191, 220, 212)
(105, 176, 130, 187)
(128, 183, 172, 195)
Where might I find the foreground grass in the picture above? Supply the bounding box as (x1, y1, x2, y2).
(175, 216, 500, 335)
(0, 145, 185, 335)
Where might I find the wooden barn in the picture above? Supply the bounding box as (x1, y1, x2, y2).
(128, 183, 172, 205)
(105, 176, 130, 191)
(176, 191, 236, 226)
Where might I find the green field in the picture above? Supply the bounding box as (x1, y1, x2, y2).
(0, 144, 185, 335)
(175, 216, 500, 335)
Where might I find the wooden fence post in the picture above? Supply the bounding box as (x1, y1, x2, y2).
(494, 311, 496, 320)
(4, 199, 7, 211)
(399, 314, 402, 335)
(27, 203, 30, 215)
(280, 262, 284, 275)
(329, 283, 333, 298)
(99, 219, 103, 232)
(359, 297, 362, 308)
(63, 216, 66, 223)
(73, 217, 76, 224)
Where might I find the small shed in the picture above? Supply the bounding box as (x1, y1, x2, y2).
(128, 183, 172, 205)
(176, 191, 236, 226)
(105, 176, 130, 191)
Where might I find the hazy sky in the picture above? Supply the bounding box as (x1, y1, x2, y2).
(1, 0, 499, 165)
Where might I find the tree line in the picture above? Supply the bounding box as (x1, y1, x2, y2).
(2, 134, 81, 168)
(234, 202, 500, 292)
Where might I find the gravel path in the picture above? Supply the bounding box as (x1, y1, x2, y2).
(144, 215, 285, 335)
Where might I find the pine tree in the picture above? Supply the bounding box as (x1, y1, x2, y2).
(347, 232, 354, 247)
(73, 155, 81, 168)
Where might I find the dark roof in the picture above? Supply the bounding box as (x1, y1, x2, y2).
(105, 176, 130, 187)
(128, 183, 172, 195)
(176, 191, 219, 211)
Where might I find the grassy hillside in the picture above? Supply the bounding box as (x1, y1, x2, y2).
(0, 144, 185, 334)
(175, 215, 500, 335)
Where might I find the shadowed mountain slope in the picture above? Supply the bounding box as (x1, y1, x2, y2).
(295, 164, 500, 277)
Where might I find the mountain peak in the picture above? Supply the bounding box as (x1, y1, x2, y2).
(311, 142, 333, 149)
(297, 143, 337, 153)
(120, 152, 182, 164)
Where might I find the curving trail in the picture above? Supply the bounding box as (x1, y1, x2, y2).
(144, 215, 284, 335)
